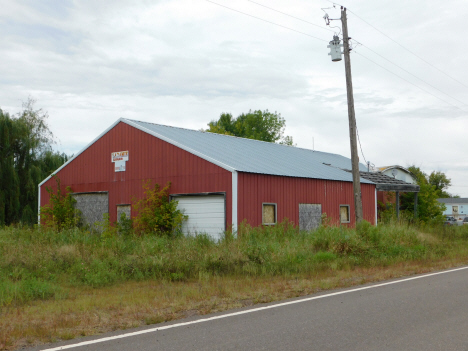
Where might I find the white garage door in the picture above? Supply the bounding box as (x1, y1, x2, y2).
(175, 195, 225, 240)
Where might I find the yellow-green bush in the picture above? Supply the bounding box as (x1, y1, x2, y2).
(132, 181, 187, 236)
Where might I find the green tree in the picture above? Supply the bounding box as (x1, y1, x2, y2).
(38, 150, 69, 180)
(400, 166, 446, 223)
(205, 110, 294, 145)
(0, 109, 21, 225)
(0, 98, 69, 225)
(428, 171, 452, 198)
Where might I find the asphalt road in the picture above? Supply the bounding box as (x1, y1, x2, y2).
(28, 266, 468, 351)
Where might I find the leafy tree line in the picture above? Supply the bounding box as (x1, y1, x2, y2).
(0, 99, 68, 225)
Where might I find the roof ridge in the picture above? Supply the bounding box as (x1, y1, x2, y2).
(123, 118, 371, 183)
(122, 118, 344, 157)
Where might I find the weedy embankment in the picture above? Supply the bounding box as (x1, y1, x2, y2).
(1, 221, 468, 350)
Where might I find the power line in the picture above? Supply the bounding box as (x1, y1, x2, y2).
(234, 0, 468, 111)
(241, 2, 467, 166)
(205, 1, 328, 42)
(326, 1, 468, 91)
(355, 42, 468, 109)
(355, 124, 367, 165)
(208, 0, 370, 173)
(247, 0, 335, 33)
(348, 10, 468, 90)
(208, 0, 467, 109)
(207, 0, 467, 165)
(355, 52, 468, 113)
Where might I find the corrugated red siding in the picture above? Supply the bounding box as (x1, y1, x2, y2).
(238, 172, 376, 227)
(377, 191, 395, 205)
(40, 122, 232, 225)
(41, 121, 377, 229)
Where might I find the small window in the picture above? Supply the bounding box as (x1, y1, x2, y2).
(117, 204, 131, 222)
(340, 205, 350, 223)
(262, 203, 277, 225)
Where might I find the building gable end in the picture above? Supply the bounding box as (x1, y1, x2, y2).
(123, 119, 236, 173)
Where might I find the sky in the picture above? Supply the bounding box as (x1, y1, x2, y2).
(1, 0, 468, 196)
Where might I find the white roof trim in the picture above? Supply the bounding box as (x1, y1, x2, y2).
(38, 118, 236, 188)
(38, 118, 125, 187)
(122, 119, 236, 172)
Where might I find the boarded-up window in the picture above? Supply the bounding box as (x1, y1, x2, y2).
(117, 204, 131, 222)
(340, 205, 350, 223)
(263, 203, 276, 225)
(453, 206, 459, 214)
(299, 204, 322, 231)
(72, 192, 108, 228)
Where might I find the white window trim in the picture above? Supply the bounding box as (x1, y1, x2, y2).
(262, 203, 277, 225)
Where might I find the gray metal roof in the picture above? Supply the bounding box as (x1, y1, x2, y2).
(124, 119, 373, 184)
(438, 198, 468, 204)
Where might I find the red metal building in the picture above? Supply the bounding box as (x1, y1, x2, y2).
(39, 119, 377, 238)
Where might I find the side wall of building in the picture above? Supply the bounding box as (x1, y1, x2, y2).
(40, 122, 233, 225)
(237, 172, 376, 227)
(381, 168, 417, 185)
(440, 201, 468, 219)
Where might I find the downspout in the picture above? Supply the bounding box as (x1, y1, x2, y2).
(232, 171, 238, 236)
(37, 184, 41, 225)
(375, 188, 377, 226)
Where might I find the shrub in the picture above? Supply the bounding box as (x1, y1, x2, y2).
(96, 213, 119, 238)
(40, 177, 80, 231)
(93, 211, 133, 239)
(132, 181, 187, 236)
(117, 212, 133, 237)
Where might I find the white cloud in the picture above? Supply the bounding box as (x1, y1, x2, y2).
(1, 0, 468, 195)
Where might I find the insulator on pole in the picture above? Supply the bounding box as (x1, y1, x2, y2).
(327, 35, 343, 62)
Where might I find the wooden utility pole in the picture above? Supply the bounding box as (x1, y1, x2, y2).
(341, 7, 363, 223)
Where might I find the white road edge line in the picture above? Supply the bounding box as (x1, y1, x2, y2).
(40, 265, 468, 351)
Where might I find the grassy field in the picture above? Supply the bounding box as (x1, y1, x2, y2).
(1, 220, 468, 350)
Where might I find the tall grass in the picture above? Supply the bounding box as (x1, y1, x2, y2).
(1, 220, 468, 307)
